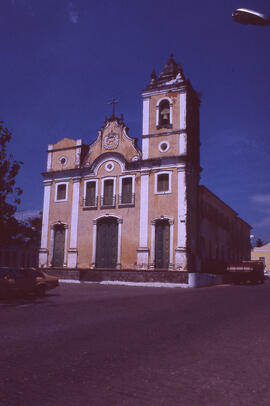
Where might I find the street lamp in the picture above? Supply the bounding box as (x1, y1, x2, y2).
(232, 8, 270, 26)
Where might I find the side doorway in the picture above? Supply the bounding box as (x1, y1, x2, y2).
(96, 217, 118, 268)
(52, 224, 65, 267)
(155, 219, 170, 269)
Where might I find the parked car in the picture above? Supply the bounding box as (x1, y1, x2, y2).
(23, 269, 59, 296)
(0, 268, 59, 298)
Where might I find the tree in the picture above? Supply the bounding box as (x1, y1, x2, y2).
(256, 238, 264, 247)
(0, 121, 23, 245)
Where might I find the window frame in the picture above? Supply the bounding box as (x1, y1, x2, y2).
(156, 97, 173, 129)
(101, 176, 116, 208)
(119, 175, 135, 206)
(55, 182, 68, 202)
(83, 179, 98, 209)
(154, 171, 172, 195)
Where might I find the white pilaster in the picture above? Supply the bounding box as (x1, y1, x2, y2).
(46, 145, 53, 171)
(137, 170, 150, 269)
(150, 221, 155, 269)
(142, 138, 149, 160)
(116, 219, 123, 269)
(49, 225, 54, 266)
(67, 178, 80, 268)
(75, 139, 82, 167)
(179, 133, 187, 156)
(142, 97, 150, 135)
(175, 167, 188, 270)
(169, 103, 173, 125)
(180, 92, 187, 130)
(39, 180, 52, 267)
(90, 220, 97, 268)
(169, 219, 174, 269)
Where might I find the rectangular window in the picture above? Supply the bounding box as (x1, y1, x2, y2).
(157, 173, 169, 192)
(122, 178, 132, 204)
(85, 182, 96, 207)
(103, 179, 114, 206)
(57, 184, 67, 200)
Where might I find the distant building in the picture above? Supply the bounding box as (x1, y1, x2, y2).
(251, 243, 270, 270)
(39, 54, 251, 272)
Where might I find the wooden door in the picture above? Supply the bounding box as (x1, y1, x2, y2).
(96, 218, 118, 268)
(52, 225, 65, 267)
(155, 220, 170, 269)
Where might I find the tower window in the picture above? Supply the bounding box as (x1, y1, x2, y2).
(159, 100, 170, 126)
(157, 174, 169, 192)
(155, 171, 172, 194)
(56, 183, 68, 201)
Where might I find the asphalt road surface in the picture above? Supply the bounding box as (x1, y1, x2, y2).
(1, 281, 270, 406)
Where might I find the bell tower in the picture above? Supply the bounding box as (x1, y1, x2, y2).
(140, 54, 201, 271)
(141, 53, 200, 166)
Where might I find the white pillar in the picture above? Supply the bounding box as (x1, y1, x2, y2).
(180, 92, 187, 130)
(169, 103, 173, 125)
(67, 178, 80, 268)
(175, 167, 188, 270)
(49, 225, 54, 266)
(137, 170, 150, 269)
(150, 221, 155, 269)
(179, 92, 187, 157)
(90, 220, 97, 268)
(46, 145, 53, 171)
(142, 97, 150, 135)
(116, 219, 123, 269)
(64, 225, 68, 267)
(179, 133, 187, 156)
(169, 219, 174, 270)
(142, 138, 149, 160)
(39, 180, 52, 267)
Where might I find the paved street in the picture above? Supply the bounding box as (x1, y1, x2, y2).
(1, 281, 270, 406)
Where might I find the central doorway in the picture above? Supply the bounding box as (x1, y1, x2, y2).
(96, 217, 118, 268)
(155, 219, 170, 269)
(52, 224, 65, 267)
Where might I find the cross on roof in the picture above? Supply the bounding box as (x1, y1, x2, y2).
(108, 98, 119, 118)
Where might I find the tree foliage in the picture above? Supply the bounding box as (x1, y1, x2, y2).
(0, 121, 23, 244)
(256, 238, 264, 247)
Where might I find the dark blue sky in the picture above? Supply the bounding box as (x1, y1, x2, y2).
(1, 0, 270, 242)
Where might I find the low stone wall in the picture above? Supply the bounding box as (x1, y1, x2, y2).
(41, 268, 227, 287)
(42, 268, 80, 280)
(80, 269, 189, 284)
(188, 273, 224, 288)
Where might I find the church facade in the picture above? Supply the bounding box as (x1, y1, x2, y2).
(39, 54, 251, 272)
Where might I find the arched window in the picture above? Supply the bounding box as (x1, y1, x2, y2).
(159, 100, 170, 126)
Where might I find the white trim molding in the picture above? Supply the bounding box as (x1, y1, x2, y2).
(83, 179, 98, 208)
(154, 170, 172, 194)
(158, 140, 170, 153)
(101, 176, 116, 207)
(119, 174, 135, 206)
(54, 182, 69, 202)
